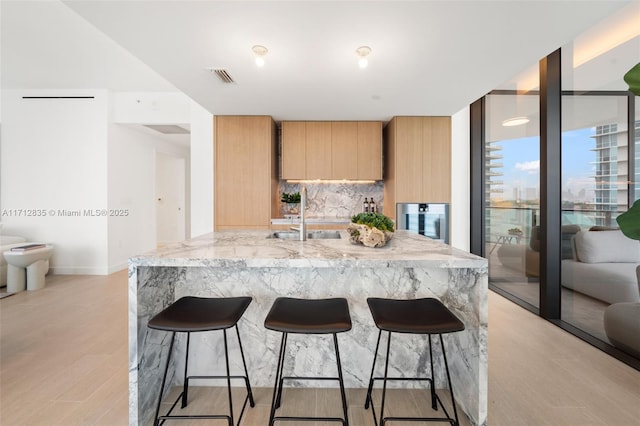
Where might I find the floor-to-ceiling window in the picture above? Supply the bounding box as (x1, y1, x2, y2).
(560, 94, 631, 343)
(485, 66, 540, 309)
(560, 14, 639, 358)
(475, 3, 639, 367)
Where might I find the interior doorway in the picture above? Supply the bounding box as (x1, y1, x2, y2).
(156, 152, 186, 245)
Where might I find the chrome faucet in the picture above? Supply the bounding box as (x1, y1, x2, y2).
(290, 186, 307, 241)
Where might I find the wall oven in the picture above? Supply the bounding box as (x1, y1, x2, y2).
(396, 203, 450, 244)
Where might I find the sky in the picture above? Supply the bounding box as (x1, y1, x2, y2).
(491, 127, 597, 202)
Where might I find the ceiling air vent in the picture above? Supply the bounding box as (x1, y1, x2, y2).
(211, 68, 235, 84)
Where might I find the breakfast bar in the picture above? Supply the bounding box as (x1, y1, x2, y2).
(129, 230, 488, 425)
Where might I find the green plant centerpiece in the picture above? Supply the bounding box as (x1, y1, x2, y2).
(281, 192, 301, 214)
(347, 212, 395, 248)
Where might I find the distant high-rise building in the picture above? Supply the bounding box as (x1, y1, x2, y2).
(590, 121, 637, 225)
(525, 187, 537, 201)
(486, 142, 504, 202)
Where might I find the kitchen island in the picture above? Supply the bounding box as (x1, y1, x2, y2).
(129, 230, 487, 425)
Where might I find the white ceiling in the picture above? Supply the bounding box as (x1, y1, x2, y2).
(2, 1, 633, 123)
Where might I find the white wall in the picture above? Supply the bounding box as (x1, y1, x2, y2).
(451, 106, 471, 252)
(1, 89, 110, 274)
(113, 92, 191, 124)
(189, 101, 214, 237)
(107, 123, 157, 272)
(0, 89, 191, 275)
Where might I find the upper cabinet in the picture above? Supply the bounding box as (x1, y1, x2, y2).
(281, 121, 306, 180)
(281, 121, 382, 180)
(357, 121, 383, 181)
(331, 121, 358, 180)
(306, 121, 332, 180)
(383, 116, 451, 218)
(214, 115, 277, 230)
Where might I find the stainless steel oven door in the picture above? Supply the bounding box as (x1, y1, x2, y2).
(396, 203, 449, 244)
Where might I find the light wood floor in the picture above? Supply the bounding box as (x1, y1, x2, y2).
(1, 271, 639, 425)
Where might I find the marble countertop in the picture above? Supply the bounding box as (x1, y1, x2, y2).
(130, 230, 485, 269)
(270, 216, 351, 225)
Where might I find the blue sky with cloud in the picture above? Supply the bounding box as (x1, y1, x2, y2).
(494, 128, 596, 202)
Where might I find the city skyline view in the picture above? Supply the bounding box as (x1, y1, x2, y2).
(490, 127, 600, 204)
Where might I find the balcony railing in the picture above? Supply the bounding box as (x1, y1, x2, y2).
(485, 205, 624, 240)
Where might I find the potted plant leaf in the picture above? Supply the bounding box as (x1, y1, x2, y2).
(624, 62, 640, 96)
(281, 192, 301, 214)
(616, 63, 640, 240)
(617, 199, 640, 241)
(347, 212, 395, 248)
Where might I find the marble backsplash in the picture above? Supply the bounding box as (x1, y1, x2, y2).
(278, 181, 384, 218)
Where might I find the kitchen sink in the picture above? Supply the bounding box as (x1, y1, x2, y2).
(266, 230, 342, 240)
(307, 230, 341, 239)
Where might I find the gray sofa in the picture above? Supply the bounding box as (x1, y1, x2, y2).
(561, 230, 640, 304)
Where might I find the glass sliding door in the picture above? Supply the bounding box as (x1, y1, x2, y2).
(560, 94, 630, 343)
(559, 2, 639, 361)
(484, 66, 541, 308)
(475, 3, 640, 366)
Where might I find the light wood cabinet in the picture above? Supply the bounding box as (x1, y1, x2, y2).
(331, 121, 358, 180)
(305, 122, 332, 179)
(214, 116, 277, 230)
(281, 121, 305, 180)
(357, 121, 383, 180)
(424, 117, 451, 202)
(281, 121, 382, 180)
(383, 116, 451, 220)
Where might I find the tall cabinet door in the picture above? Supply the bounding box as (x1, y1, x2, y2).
(357, 121, 382, 180)
(305, 121, 332, 179)
(394, 117, 424, 202)
(215, 116, 275, 229)
(281, 121, 306, 180)
(331, 121, 358, 180)
(423, 117, 451, 203)
(383, 116, 451, 222)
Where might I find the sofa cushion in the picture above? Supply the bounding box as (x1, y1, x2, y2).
(562, 260, 640, 303)
(574, 230, 640, 263)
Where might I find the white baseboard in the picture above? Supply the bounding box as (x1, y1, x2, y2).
(50, 266, 109, 275)
(50, 262, 127, 276)
(108, 262, 127, 274)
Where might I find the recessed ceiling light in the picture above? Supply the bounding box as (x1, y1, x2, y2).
(356, 46, 371, 69)
(502, 116, 530, 127)
(252, 45, 268, 67)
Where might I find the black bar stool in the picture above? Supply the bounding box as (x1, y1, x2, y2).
(264, 297, 352, 425)
(147, 296, 255, 426)
(364, 297, 465, 426)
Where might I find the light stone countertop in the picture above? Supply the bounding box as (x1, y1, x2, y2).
(129, 229, 488, 426)
(130, 229, 485, 269)
(270, 216, 351, 225)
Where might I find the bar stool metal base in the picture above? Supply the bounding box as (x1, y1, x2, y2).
(268, 331, 349, 425)
(153, 325, 255, 426)
(148, 296, 255, 425)
(364, 330, 461, 426)
(264, 297, 352, 426)
(364, 297, 465, 426)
